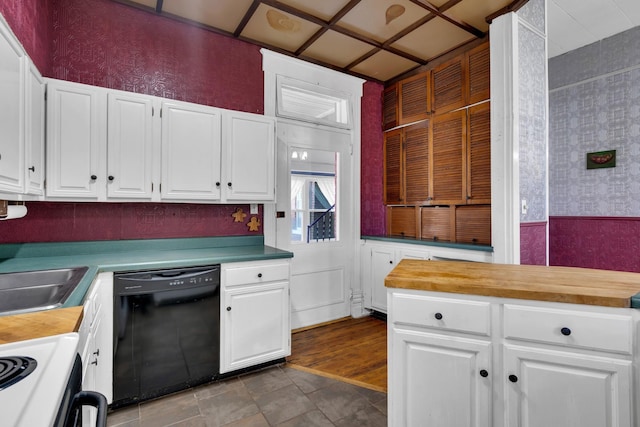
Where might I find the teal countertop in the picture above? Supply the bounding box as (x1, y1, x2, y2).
(0, 236, 292, 308)
(361, 235, 494, 252)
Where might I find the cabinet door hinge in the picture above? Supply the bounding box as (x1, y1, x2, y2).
(44, 88, 47, 102)
(160, 108, 162, 118)
(152, 106, 154, 117)
(151, 182, 154, 192)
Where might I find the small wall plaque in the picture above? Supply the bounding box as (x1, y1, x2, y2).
(587, 150, 616, 169)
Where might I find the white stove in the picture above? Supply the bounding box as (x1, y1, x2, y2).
(0, 333, 79, 427)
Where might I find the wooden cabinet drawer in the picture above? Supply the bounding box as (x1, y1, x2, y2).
(503, 304, 633, 354)
(224, 261, 289, 287)
(391, 293, 491, 336)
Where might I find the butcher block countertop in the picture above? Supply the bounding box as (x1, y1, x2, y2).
(0, 306, 83, 344)
(385, 259, 640, 308)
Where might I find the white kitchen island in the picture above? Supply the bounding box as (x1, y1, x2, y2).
(385, 259, 640, 427)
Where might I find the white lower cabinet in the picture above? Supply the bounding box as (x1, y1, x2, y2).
(361, 239, 492, 313)
(220, 260, 291, 373)
(388, 289, 637, 427)
(78, 272, 113, 427)
(504, 344, 632, 427)
(390, 328, 492, 426)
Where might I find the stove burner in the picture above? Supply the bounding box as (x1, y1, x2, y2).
(0, 357, 37, 390)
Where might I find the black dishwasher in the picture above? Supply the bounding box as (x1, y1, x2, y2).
(112, 265, 220, 408)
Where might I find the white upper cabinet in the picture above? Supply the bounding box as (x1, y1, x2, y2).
(107, 92, 155, 199)
(161, 101, 222, 201)
(25, 59, 45, 196)
(222, 111, 275, 202)
(46, 79, 107, 199)
(0, 16, 25, 194)
(44, 78, 276, 203)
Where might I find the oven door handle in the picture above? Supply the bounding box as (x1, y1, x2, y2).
(68, 391, 108, 427)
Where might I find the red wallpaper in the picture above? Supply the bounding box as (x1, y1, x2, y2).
(50, 0, 264, 112)
(0, 0, 51, 74)
(0, 202, 262, 243)
(520, 222, 547, 265)
(360, 81, 386, 236)
(0, 0, 385, 244)
(549, 216, 640, 273)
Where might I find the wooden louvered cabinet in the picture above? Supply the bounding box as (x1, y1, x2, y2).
(383, 72, 430, 130)
(398, 72, 430, 125)
(432, 41, 490, 116)
(384, 128, 403, 204)
(467, 43, 490, 106)
(467, 102, 491, 204)
(430, 103, 491, 206)
(430, 110, 466, 205)
(384, 121, 429, 205)
(382, 84, 399, 130)
(432, 56, 466, 116)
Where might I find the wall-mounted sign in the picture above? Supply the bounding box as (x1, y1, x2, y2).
(586, 150, 616, 169)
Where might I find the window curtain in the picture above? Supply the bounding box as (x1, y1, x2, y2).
(291, 175, 306, 208)
(315, 176, 336, 207)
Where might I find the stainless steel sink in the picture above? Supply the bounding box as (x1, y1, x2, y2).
(0, 266, 89, 316)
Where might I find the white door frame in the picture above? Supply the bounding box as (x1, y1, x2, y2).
(261, 49, 367, 327)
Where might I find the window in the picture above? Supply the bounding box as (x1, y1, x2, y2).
(290, 148, 338, 243)
(277, 75, 352, 129)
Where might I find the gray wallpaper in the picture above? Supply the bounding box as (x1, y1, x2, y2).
(549, 26, 640, 217)
(518, 2, 548, 222)
(517, 0, 546, 34)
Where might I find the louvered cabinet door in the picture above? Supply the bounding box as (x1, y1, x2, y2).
(433, 56, 466, 115)
(467, 42, 490, 105)
(399, 72, 430, 125)
(384, 129, 403, 204)
(404, 121, 430, 204)
(383, 84, 398, 130)
(467, 102, 491, 204)
(431, 110, 465, 205)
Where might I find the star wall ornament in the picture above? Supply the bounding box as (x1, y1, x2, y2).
(232, 208, 247, 223)
(247, 216, 261, 232)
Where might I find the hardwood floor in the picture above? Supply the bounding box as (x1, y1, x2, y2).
(287, 316, 388, 392)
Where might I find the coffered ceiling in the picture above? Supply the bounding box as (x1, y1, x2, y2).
(113, 0, 522, 82)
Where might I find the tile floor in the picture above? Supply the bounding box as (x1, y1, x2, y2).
(106, 364, 387, 427)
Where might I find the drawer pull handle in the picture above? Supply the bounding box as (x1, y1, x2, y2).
(434, 312, 443, 320)
(561, 327, 572, 336)
(258, 273, 263, 278)
(479, 369, 489, 378)
(508, 374, 518, 383)
(226, 306, 231, 311)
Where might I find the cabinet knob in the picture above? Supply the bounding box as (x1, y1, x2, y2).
(108, 175, 114, 181)
(93, 349, 100, 356)
(257, 273, 263, 278)
(434, 312, 443, 320)
(28, 166, 35, 172)
(226, 306, 231, 311)
(560, 327, 572, 336)
(389, 260, 393, 264)
(91, 359, 98, 366)
(227, 182, 232, 187)
(479, 369, 489, 378)
(216, 182, 221, 187)
(90, 175, 97, 180)
(508, 374, 518, 383)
